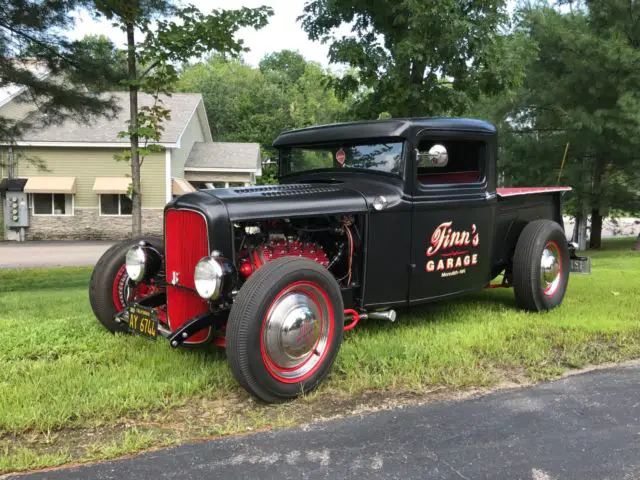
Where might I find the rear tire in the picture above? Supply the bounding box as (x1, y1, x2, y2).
(512, 220, 569, 311)
(89, 236, 163, 333)
(227, 257, 344, 403)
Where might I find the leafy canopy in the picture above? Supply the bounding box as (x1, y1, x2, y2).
(178, 53, 348, 146)
(0, 0, 118, 143)
(300, 0, 513, 118)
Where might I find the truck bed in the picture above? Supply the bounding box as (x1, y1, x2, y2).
(491, 186, 572, 277)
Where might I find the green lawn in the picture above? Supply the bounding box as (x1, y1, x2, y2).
(1, 238, 639, 472)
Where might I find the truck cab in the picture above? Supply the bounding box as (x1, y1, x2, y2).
(90, 118, 574, 403)
(273, 118, 568, 308)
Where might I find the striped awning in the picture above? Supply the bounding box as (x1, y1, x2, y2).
(172, 178, 197, 196)
(24, 176, 76, 194)
(93, 177, 131, 194)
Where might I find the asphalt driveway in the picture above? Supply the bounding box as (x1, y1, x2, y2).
(0, 241, 114, 268)
(11, 361, 640, 479)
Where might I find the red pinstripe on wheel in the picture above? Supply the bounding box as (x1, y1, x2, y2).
(259, 281, 335, 384)
(542, 241, 563, 297)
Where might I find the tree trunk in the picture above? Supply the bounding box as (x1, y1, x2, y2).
(634, 233, 640, 251)
(588, 154, 606, 250)
(571, 211, 582, 242)
(126, 22, 142, 237)
(589, 209, 603, 250)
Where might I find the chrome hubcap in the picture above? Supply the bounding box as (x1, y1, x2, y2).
(540, 242, 561, 296)
(262, 284, 330, 381)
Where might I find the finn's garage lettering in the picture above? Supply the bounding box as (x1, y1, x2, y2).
(425, 221, 480, 277)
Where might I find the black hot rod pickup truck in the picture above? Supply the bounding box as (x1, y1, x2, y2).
(90, 118, 578, 402)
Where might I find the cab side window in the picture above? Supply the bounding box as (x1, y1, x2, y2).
(416, 140, 485, 186)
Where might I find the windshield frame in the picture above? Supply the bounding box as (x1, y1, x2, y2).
(277, 139, 407, 180)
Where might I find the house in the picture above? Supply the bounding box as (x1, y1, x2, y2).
(185, 142, 262, 189)
(0, 92, 262, 241)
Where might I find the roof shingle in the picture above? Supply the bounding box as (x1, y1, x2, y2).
(186, 142, 261, 170)
(0, 92, 203, 145)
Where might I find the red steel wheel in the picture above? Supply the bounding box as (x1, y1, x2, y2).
(112, 264, 130, 312)
(90, 237, 163, 333)
(541, 241, 562, 297)
(112, 264, 160, 312)
(227, 257, 344, 403)
(513, 220, 570, 311)
(260, 281, 334, 384)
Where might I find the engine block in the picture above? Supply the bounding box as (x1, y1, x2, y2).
(239, 239, 329, 278)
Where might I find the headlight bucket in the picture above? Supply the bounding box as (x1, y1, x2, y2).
(125, 242, 162, 283)
(194, 252, 235, 300)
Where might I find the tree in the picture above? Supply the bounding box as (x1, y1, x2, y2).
(179, 56, 291, 145)
(178, 54, 349, 185)
(89, 1, 272, 235)
(483, 5, 640, 249)
(299, 0, 514, 118)
(178, 53, 348, 148)
(0, 0, 117, 149)
(259, 50, 308, 84)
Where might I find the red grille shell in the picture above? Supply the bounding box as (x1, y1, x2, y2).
(165, 209, 211, 344)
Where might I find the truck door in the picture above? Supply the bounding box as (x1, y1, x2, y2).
(409, 133, 497, 303)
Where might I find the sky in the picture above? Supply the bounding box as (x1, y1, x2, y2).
(69, 1, 519, 69)
(69, 1, 350, 68)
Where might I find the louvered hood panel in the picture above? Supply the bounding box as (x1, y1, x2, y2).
(204, 184, 368, 222)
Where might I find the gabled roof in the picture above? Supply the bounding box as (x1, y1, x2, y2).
(185, 142, 261, 171)
(0, 92, 213, 147)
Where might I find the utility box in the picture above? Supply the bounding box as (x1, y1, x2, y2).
(4, 192, 29, 228)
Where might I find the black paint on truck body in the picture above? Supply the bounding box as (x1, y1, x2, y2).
(167, 118, 567, 310)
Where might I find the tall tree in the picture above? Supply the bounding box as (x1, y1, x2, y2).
(89, 1, 272, 235)
(178, 54, 349, 185)
(178, 54, 348, 145)
(300, 0, 513, 118)
(179, 56, 291, 145)
(0, 0, 117, 148)
(259, 50, 308, 84)
(485, 5, 640, 249)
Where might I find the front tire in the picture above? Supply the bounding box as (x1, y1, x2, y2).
(89, 236, 163, 333)
(512, 220, 570, 311)
(226, 257, 344, 403)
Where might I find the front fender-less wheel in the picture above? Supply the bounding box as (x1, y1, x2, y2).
(512, 220, 570, 311)
(89, 236, 163, 333)
(226, 257, 344, 403)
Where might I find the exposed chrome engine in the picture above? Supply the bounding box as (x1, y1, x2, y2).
(234, 216, 360, 288)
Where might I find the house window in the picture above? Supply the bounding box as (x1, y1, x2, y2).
(100, 194, 132, 216)
(31, 193, 74, 216)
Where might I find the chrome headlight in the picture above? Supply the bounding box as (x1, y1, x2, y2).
(194, 256, 224, 300)
(125, 246, 147, 282)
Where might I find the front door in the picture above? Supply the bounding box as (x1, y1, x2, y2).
(409, 134, 496, 303)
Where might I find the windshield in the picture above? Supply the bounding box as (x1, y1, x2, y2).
(280, 142, 405, 177)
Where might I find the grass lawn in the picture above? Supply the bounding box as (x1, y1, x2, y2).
(0, 238, 639, 473)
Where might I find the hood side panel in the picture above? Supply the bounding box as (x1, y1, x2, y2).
(203, 184, 369, 221)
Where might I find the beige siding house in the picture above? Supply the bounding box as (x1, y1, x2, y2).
(0, 91, 261, 241)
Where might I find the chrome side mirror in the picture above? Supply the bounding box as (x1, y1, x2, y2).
(417, 144, 448, 167)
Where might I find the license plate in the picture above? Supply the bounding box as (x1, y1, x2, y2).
(128, 305, 158, 339)
(570, 257, 592, 274)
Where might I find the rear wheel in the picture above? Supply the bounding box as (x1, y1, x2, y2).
(226, 257, 344, 403)
(512, 220, 569, 311)
(89, 237, 163, 333)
